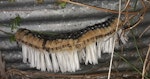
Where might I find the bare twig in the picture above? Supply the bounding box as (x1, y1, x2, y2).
(60, 0, 147, 32)
(142, 45, 150, 79)
(139, 25, 150, 38)
(60, 0, 142, 15)
(6, 69, 28, 79)
(6, 69, 140, 78)
(121, 0, 130, 11)
(123, 0, 147, 31)
(107, 0, 122, 79)
(128, 16, 144, 30)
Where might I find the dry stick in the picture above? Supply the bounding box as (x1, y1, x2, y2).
(123, 0, 137, 30)
(121, 0, 130, 12)
(139, 25, 150, 38)
(140, 0, 148, 19)
(142, 45, 150, 79)
(124, 2, 147, 31)
(145, 61, 150, 74)
(6, 69, 140, 78)
(6, 69, 27, 79)
(141, 0, 147, 9)
(121, 0, 131, 25)
(61, 0, 146, 32)
(128, 16, 144, 30)
(124, 4, 146, 31)
(123, 15, 136, 31)
(124, 12, 145, 31)
(122, 0, 147, 31)
(107, 0, 122, 79)
(122, 1, 131, 31)
(60, 0, 140, 15)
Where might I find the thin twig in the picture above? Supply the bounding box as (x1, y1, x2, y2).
(129, 16, 143, 30)
(123, 15, 137, 31)
(6, 69, 28, 79)
(6, 69, 141, 78)
(60, 0, 141, 15)
(123, 0, 147, 31)
(61, 0, 147, 32)
(107, 0, 122, 79)
(121, 0, 130, 11)
(142, 45, 150, 79)
(139, 25, 150, 38)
